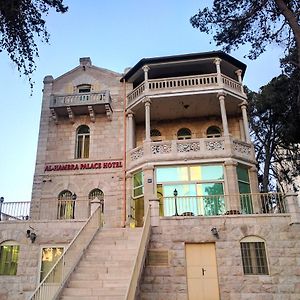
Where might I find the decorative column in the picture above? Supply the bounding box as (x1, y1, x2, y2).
(127, 110, 135, 150)
(224, 160, 240, 212)
(240, 101, 251, 143)
(218, 93, 229, 136)
(214, 58, 222, 85)
(142, 65, 150, 92)
(143, 98, 151, 142)
(235, 69, 244, 93)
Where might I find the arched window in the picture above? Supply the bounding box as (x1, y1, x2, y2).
(240, 236, 269, 275)
(0, 241, 20, 275)
(75, 125, 90, 159)
(206, 126, 221, 138)
(89, 189, 104, 213)
(77, 84, 91, 93)
(177, 128, 191, 140)
(150, 128, 162, 142)
(57, 190, 75, 219)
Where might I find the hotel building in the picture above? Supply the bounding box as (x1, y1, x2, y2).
(0, 52, 300, 300)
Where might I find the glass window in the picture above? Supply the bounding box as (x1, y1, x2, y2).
(206, 126, 221, 138)
(237, 165, 253, 214)
(240, 236, 269, 275)
(150, 128, 162, 142)
(133, 171, 144, 198)
(57, 190, 75, 219)
(40, 247, 64, 282)
(88, 189, 104, 200)
(190, 165, 224, 181)
(156, 167, 189, 183)
(75, 125, 90, 159)
(0, 243, 19, 275)
(77, 84, 91, 93)
(177, 128, 191, 140)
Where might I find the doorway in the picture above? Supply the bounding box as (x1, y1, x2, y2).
(185, 243, 220, 300)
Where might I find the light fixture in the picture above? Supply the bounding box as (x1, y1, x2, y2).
(26, 228, 37, 243)
(173, 189, 179, 216)
(211, 227, 219, 239)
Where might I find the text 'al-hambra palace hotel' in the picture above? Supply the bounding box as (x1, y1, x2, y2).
(1, 52, 300, 300)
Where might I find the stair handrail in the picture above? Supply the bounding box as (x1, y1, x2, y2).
(125, 207, 151, 300)
(28, 206, 103, 300)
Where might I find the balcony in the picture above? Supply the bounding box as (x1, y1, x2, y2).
(127, 137, 255, 169)
(127, 73, 244, 107)
(50, 91, 112, 122)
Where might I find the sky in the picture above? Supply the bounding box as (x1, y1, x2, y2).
(0, 0, 284, 202)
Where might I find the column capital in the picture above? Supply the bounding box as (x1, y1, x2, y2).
(142, 163, 154, 171)
(214, 58, 222, 65)
(142, 65, 150, 72)
(126, 109, 134, 117)
(224, 160, 238, 167)
(143, 97, 151, 105)
(239, 101, 248, 109)
(217, 92, 226, 100)
(235, 69, 243, 77)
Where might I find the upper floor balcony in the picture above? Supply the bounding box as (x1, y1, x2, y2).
(127, 73, 244, 107)
(127, 136, 256, 169)
(49, 90, 112, 122)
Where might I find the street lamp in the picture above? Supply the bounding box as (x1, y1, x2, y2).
(173, 189, 179, 216)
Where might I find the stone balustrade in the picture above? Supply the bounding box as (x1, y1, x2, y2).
(127, 73, 243, 105)
(128, 137, 254, 168)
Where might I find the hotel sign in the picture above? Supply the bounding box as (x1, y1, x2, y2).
(44, 161, 122, 172)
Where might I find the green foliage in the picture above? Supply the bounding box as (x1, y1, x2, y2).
(247, 74, 300, 192)
(190, 0, 300, 65)
(0, 0, 68, 91)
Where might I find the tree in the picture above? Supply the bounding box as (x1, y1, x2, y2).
(0, 0, 68, 90)
(190, 0, 300, 67)
(247, 75, 300, 193)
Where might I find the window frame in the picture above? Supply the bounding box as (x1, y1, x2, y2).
(206, 126, 222, 138)
(177, 128, 192, 140)
(0, 241, 20, 276)
(57, 190, 75, 220)
(132, 171, 144, 199)
(75, 125, 90, 159)
(240, 236, 269, 275)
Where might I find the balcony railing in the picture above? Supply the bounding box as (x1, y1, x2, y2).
(0, 201, 31, 220)
(127, 73, 243, 105)
(50, 91, 111, 108)
(160, 193, 287, 217)
(128, 137, 254, 167)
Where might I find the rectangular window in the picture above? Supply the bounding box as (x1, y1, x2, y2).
(0, 245, 19, 275)
(241, 242, 269, 275)
(156, 166, 189, 182)
(133, 171, 144, 198)
(237, 165, 253, 214)
(40, 247, 64, 282)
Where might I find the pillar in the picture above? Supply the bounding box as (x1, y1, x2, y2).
(224, 160, 240, 212)
(214, 58, 222, 85)
(235, 69, 244, 93)
(127, 110, 135, 150)
(248, 166, 260, 213)
(142, 65, 150, 92)
(143, 98, 151, 142)
(143, 164, 155, 213)
(149, 198, 160, 227)
(285, 193, 300, 224)
(240, 102, 251, 143)
(218, 93, 229, 136)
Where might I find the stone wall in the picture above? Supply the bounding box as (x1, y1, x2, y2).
(139, 214, 300, 300)
(0, 220, 84, 300)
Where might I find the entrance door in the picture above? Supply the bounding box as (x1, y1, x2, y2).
(185, 243, 220, 300)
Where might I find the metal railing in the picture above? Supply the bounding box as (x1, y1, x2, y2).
(125, 207, 151, 300)
(161, 193, 287, 217)
(0, 201, 31, 220)
(29, 205, 103, 300)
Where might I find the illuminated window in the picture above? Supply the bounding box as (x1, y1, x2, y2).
(75, 125, 90, 159)
(57, 190, 75, 219)
(177, 128, 191, 140)
(206, 126, 221, 138)
(0, 242, 19, 275)
(40, 247, 64, 282)
(240, 236, 269, 275)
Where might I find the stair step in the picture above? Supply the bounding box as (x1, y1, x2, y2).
(63, 287, 126, 296)
(68, 279, 128, 288)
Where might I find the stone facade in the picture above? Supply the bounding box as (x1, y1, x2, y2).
(140, 214, 300, 300)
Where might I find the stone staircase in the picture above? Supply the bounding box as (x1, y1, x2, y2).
(60, 227, 143, 300)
